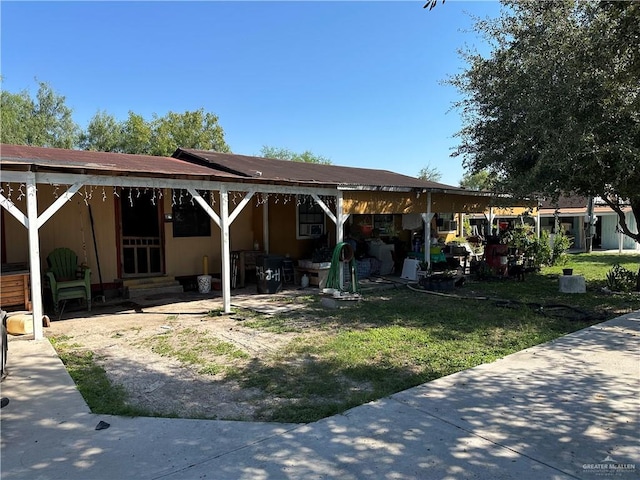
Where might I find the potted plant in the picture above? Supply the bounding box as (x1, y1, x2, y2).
(419, 269, 457, 292)
(357, 215, 374, 236)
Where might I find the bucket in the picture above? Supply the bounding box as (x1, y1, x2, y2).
(197, 275, 212, 293)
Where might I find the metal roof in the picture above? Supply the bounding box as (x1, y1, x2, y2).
(0, 144, 243, 180)
(173, 148, 471, 193)
(1, 144, 486, 196)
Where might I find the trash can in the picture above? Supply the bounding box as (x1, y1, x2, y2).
(197, 275, 212, 293)
(256, 255, 284, 294)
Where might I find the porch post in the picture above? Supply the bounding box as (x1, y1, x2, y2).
(26, 173, 44, 340)
(425, 192, 432, 269)
(219, 187, 232, 314)
(336, 192, 345, 245)
(487, 206, 495, 236)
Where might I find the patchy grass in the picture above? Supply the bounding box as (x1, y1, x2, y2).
(50, 253, 639, 424)
(135, 327, 250, 375)
(232, 285, 619, 423)
(50, 335, 150, 416)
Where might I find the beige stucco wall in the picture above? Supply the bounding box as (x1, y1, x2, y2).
(342, 191, 492, 215)
(2, 184, 118, 286)
(162, 191, 255, 277)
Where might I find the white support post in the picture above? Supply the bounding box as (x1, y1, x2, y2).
(488, 206, 495, 237)
(219, 188, 232, 314)
(335, 192, 346, 245)
(25, 173, 44, 340)
(536, 203, 541, 239)
(311, 193, 337, 225)
(0, 193, 28, 228)
(423, 192, 433, 269)
(37, 181, 84, 229)
(228, 190, 256, 224)
(187, 188, 221, 227)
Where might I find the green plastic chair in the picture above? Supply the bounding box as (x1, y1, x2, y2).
(45, 248, 91, 314)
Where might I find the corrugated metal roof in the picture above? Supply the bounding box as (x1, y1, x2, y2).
(174, 148, 466, 192)
(1, 144, 483, 196)
(0, 144, 243, 180)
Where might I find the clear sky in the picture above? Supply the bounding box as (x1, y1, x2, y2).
(1, 1, 502, 186)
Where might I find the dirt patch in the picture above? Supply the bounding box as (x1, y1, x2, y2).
(44, 292, 322, 421)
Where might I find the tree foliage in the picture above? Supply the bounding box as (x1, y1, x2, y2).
(81, 108, 230, 156)
(150, 109, 230, 156)
(79, 110, 122, 152)
(459, 170, 494, 191)
(450, 0, 640, 244)
(1, 81, 230, 156)
(260, 146, 332, 164)
(1, 81, 78, 148)
(417, 164, 443, 183)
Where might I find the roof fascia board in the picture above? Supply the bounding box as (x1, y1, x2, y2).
(1, 171, 337, 197)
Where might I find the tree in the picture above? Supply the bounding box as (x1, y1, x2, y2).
(260, 146, 332, 164)
(0, 90, 32, 145)
(0, 81, 78, 148)
(120, 112, 153, 155)
(450, 1, 640, 248)
(151, 109, 230, 157)
(459, 170, 494, 191)
(79, 111, 122, 152)
(417, 164, 442, 183)
(78, 108, 231, 156)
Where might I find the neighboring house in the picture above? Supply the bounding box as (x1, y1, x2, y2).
(538, 196, 639, 251)
(466, 195, 639, 251)
(1, 144, 493, 339)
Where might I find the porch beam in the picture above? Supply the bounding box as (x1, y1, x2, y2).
(25, 173, 44, 340)
(186, 188, 221, 227)
(311, 194, 337, 225)
(1, 171, 337, 197)
(228, 190, 256, 225)
(37, 181, 84, 229)
(219, 188, 232, 314)
(0, 193, 28, 228)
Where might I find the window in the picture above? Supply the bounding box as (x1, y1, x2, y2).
(297, 196, 325, 238)
(436, 213, 456, 232)
(172, 190, 212, 237)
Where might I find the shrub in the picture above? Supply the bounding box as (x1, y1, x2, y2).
(605, 264, 638, 292)
(530, 230, 553, 268)
(551, 230, 572, 265)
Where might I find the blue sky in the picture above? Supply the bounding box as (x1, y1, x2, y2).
(1, 1, 501, 186)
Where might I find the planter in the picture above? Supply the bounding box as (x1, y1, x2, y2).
(419, 275, 456, 292)
(359, 225, 373, 236)
(562, 268, 573, 276)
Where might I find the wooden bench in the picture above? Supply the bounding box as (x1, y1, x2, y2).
(1, 271, 31, 311)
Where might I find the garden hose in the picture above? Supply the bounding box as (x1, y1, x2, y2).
(325, 243, 358, 293)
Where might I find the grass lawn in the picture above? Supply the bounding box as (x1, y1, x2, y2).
(52, 252, 640, 423)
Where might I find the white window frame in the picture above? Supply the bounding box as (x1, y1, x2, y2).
(296, 195, 326, 240)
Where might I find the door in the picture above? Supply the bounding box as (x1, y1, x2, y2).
(118, 189, 164, 277)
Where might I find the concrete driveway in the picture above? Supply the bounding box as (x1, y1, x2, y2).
(1, 311, 638, 480)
